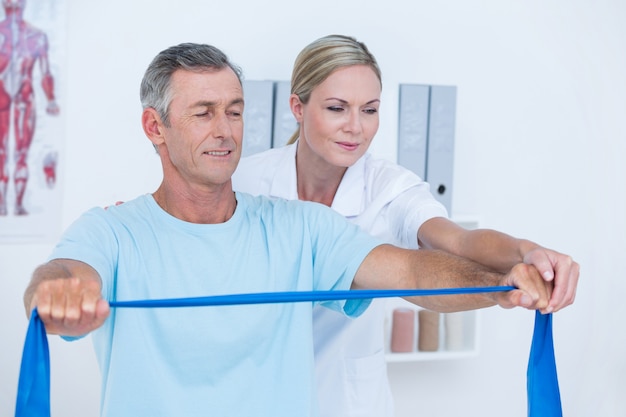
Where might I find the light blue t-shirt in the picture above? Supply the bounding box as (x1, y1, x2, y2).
(50, 192, 381, 417)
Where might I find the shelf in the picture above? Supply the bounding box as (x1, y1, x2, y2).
(385, 349, 479, 363)
(384, 298, 480, 362)
(384, 216, 480, 363)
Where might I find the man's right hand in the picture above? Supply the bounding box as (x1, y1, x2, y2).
(25, 260, 110, 336)
(31, 277, 109, 336)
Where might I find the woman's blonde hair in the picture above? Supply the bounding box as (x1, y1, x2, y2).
(287, 35, 382, 145)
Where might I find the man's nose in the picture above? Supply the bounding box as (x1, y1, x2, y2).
(212, 113, 233, 139)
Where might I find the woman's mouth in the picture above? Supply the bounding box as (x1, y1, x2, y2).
(336, 142, 359, 151)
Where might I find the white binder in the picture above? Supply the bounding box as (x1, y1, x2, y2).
(271, 80, 298, 148)
(425, 85, 456, 213)
(397, 84, 430, 180)
(242, 80, 274, 157)
(397, 84, 457, 213)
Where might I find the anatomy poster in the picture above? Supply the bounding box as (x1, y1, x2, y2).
(0, 0, 65, 243)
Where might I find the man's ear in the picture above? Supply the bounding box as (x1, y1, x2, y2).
(289, 94, 304, 123)
(142, 108, 165, 147)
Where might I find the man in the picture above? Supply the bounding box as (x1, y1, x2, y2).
(23, 43, 570, 417)
(0, 0, 60, 215)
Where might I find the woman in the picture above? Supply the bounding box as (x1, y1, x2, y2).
(232, 34, 578, 417)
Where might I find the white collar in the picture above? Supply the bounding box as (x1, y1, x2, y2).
(268, 141, 366, 217)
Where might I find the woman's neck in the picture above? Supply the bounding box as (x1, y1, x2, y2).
(295, 140, 347, 207)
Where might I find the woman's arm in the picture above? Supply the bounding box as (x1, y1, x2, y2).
(417, 217, 578, 312)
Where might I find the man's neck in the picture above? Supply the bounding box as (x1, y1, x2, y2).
(152, 182, 237, 224)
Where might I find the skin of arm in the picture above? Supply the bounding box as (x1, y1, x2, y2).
(23, 259, 110, 336)
(417, 217, 579, 313)
(352, 244, 551, 313)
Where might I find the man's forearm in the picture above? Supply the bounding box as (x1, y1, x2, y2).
(354, 245, 548, 313)
(400, 248, 505, 312)
(354, 246, 500, 310)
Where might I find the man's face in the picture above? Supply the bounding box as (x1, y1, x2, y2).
(159, 67, 244, 189)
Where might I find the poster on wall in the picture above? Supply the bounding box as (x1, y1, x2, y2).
(0, 0, 66, 244)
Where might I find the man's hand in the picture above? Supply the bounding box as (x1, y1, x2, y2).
(523, 248, 579, 312)
(25, 260, 110, 336)
(496, 263, 552, 313)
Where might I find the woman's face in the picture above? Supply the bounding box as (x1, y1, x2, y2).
(294, 64, 381, 168)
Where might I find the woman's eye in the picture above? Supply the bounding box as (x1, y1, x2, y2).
(364, 108, 378, 114)
(327, 106, 344, 112)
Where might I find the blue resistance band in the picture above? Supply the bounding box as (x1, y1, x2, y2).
(15, 286, 561, 417)
(528, 310, 562, 417)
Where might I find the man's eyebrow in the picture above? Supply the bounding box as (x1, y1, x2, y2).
(191, 100, 217, 108)
(192, 98, 244, 108)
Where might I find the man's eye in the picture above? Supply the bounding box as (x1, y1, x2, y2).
(195, 112, 209, 117)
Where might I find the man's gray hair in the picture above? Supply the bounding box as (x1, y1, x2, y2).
(139, 43, 243, 127)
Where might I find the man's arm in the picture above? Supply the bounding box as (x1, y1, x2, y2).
(352, 245, 551, 313)
(417, 217, 578, 312)
(23, 259, 109, 336)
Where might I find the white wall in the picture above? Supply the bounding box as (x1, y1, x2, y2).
(2, 0, 625, 416)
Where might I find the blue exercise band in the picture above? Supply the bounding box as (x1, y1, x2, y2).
(528, 310, 563, 417)
(108, 285, 516, 308)
(15, 309, 50, 417)
(15, 286, 562, 416)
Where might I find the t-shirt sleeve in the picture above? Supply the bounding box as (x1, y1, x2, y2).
(48, 207, 119, 302)
(304, 202, 383, 317)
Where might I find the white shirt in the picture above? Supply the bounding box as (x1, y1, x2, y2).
(232, 142, 448, 417)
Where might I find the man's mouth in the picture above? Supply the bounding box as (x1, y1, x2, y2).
(203, 150, 230, 156)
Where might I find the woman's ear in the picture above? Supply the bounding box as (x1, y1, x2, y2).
(289, 94, 304, 123)
(142, 108, 165, 147)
